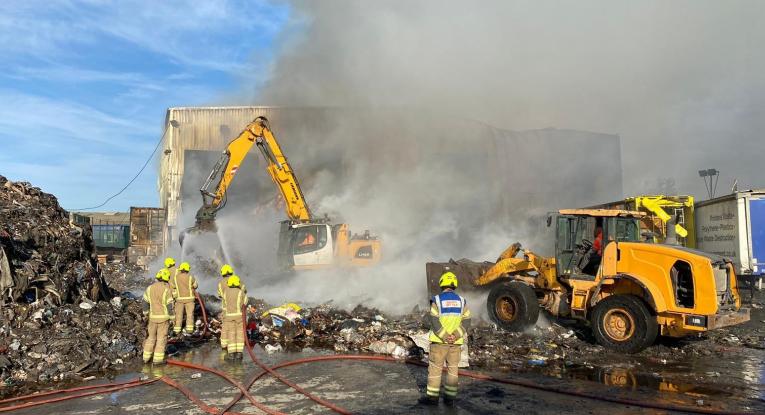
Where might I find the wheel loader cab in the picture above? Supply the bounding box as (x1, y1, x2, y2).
(553, 210, 641, 279)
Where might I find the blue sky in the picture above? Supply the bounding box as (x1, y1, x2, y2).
(0, 0, 290, 211)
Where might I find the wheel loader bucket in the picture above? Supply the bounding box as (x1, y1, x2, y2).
(425, 259, 495, 296)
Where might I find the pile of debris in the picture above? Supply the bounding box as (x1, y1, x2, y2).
(0, 296, 145, 388)
(0, 176, 110, 304)
(100, 261, 149, 293)
(0, 176, 147, 395)
(251, 302, 429, 359)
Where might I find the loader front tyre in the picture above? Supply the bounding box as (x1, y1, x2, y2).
(487, 282, 539, 332)
(590, 295, 658, 354)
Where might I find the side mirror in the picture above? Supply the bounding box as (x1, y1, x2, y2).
(546, 215, 553, 227)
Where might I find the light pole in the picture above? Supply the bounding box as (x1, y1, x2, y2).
(698, 168, 719, 199)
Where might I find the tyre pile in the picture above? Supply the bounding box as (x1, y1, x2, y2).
(0, 175, 147, 396)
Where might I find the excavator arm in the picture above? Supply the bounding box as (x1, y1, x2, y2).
(252, 117, 312, 223)
(191, 116, 311, 233)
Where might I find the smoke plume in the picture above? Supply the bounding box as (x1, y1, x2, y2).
(196, 1, 764, 313)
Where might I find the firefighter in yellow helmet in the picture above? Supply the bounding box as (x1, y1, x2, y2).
(164, 257, 176, 270)
(420, 271, 471, 406)
(221, 275, 248, 359)
(142, 268, 174, 364)
(171, 262, 198, 336)
(217, 264, 240, 350)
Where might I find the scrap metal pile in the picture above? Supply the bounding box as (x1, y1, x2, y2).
(247, 294, 765, 379)
(99, 261, 150, 293)
(0, 176, 147, 395)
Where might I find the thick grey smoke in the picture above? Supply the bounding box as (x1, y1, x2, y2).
(202, 0, 764, 313)
(252, 0, 765, 195)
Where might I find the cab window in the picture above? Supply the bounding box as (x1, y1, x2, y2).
(293, 226, 328, 254)
(614, 218, 640, 242)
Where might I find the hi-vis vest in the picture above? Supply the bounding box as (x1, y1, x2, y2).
(172, 272, 197, 301)
(429, 291, 469, 345)
(222, 285, 247, 319)
(143, 281, 173, 322)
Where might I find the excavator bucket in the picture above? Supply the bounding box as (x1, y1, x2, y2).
(425, 259, 495, 296)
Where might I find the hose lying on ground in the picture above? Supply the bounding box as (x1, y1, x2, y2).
(166, 358, 287, 415)
(243, 354, 759, 415)
(239, 307, 353, 414)
(0, 378, 159, 413)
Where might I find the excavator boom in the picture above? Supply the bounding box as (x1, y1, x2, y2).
(252, 117, 312, 223)
(193, 116, 311, 230)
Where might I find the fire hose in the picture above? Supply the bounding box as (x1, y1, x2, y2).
(0, 378, 159, 413)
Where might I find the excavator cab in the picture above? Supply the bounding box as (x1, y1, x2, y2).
(553, 210, 642, 280)
(277, 222, 334, 270)
(276, 221, 381, 270)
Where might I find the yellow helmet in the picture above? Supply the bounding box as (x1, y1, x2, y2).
(227, 275, 241, 288)
(164, 257, 176, 268)
(155, 268, 171, 282)
(179, 262, 191, 272)
(220, 264, 234, 277)
(439, 271, 458, 289)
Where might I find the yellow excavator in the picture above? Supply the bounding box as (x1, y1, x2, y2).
(182, 116, 381, 270)
(427, 209, 749, 353)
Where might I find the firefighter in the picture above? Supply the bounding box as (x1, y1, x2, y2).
(171, 262, 198, 335)
(421, 271, 471, 406)
(142, 268, 174, 365)
(217, 264, 234, 350)
(164, 257, 176, 274)
(222, 274, 248, 360)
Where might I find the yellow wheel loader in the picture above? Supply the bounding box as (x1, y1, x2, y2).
(426, 209, 749, 353)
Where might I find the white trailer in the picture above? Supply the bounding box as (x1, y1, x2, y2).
(695, 190, 765, 289)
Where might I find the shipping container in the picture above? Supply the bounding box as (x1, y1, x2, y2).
(92, 224, 130, 249)
(695, 190, 765, 287)
(592, 195, 695, 247)
(76, 212, 130, 255)
(129, 207, 166, 268)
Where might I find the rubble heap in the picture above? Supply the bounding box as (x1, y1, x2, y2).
(100, 261, 149, 293)
(0, 176, 109, 304)
(0, 176, 147, 395)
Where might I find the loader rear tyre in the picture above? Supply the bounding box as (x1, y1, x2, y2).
(590, 295, 658, 354)
(487, 282, 539, 332)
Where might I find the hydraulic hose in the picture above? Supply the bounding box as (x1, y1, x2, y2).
(166, 358, 286, 415)
(0, 378, 158, 413)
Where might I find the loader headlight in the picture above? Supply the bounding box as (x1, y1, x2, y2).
(685, 315, 707, 327)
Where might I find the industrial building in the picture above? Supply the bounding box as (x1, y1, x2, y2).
(157, 107, 624, 248)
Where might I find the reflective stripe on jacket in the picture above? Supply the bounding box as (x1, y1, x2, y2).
(171, 271, 197, 301)
(222, 285, 248, 318)
(143, 281, 173, 322)
(428, 291, 471, 344)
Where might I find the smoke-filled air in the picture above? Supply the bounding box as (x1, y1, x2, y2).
(176, 0, 765, 314)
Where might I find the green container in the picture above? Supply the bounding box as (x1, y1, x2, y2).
(92, 224, 130, 249)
